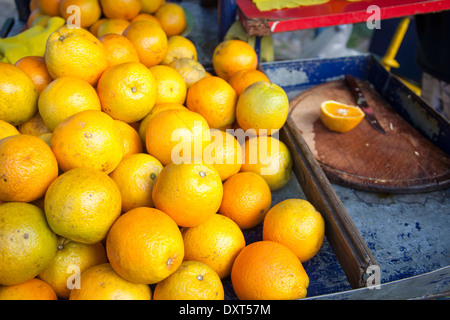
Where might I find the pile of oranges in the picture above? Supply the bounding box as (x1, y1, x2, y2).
(0, 0, 325, 300)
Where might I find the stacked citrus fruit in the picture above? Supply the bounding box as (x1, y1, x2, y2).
(0, 0, 326, 301)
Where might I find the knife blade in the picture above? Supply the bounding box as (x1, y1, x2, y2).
(345, 74, 386, 135)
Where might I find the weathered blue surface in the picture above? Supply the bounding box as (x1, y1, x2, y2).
(261, 55, 450, 299)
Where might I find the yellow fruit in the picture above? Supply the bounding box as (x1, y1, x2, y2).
(155, 2, 187, 37)
(140, 0, 164, 14)
(123, 20, 168, 67)
(96, 19, 131, 38)
(44, 26, 108, 86)
(106, 207, 184, 284)
(17, 112, 50, 136)
(0, 202, 58, 286)
(145, 108, 211, 166)
(0, 62, 38, 126)
(213, 39, 258, 81)
(182, 214, 246, 279)
(241, 135, 292, 191)
(97, 62, 157, 123)
(114, 120, 143, 156)
(320, 100, 365, 133)
(38, 239, 108, 299)
(236, 81, 289, 136)
(44, 167, 122, 244)
(109, 153, 163, 212)
(69, 263, 152, 300)
(153, 261, 224, 300)
(0, 278, 58, 300)
(206, 129, 242, 181)
(186, 76, 237, 129)
(99, 33, 140, 68)
(0, 119, 20, 140)
(263, 199, 325, 262)
(38, 77, 101, 131)
(231, 241, 309, 300)
(169, 57, 206, 89)
(0, 134, 58, 202)
(149, 64, 187, 105)
(219, 171, 272, 229)
(161, 35, 197, 65)
(131, 13, 162, 26)
(152, 162, 223, 227)
(50, 110, 124, 174)
(138, 102, 186, 145)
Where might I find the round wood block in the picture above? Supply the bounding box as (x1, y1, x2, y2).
(288, 79, 450, 193)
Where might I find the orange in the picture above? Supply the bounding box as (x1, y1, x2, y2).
(89, 18, 107, 37)
(69, 263, 152, 300)
(99, 33, 140, 68)
(38, 239, 108, 299)
(213, 39, 258, 81)
(155, 2, 187, 37)
(236, 81, 289, 136)
(50, 110, 124, 174)
(96, 19, 131, 38)
(97, 62, 157, 123)
(38, 0, 61, 16)
(17, 112, 51, 136)
(231, 241, 309, 300)
(182, 214, 246, 279)
(38, 77, 101, 131)
(44, 167, 122, 244)
(219, 172, 272, 230)
(100, 0, 141, 20)
(320, 100, 365, 133)
(141, 0, 164, 14)
(186, 76, 237, 129)
(0, 119, 20, 140)
(44, 26, 108, 86)
(106, 207, 184, 284)
(263, 199, 325, 262)
(152, 162, 223, 227)
(109, 153, 163, 212)
(15, 56, 53, 94)
(205, 129, 242, 181)
(168, 57, 206, 89)
(161, 35, 197, 65)
(131, 13, 162, 26)
(145, 108, 211, 166)
(149, 64, 187, 105)
(114, 120, 143, 156)
(138, 102, 186, 145)
(0, 202, 58, 286)
(124, 20, 168, 67)
(241, 135, 292, 191)
(0, 134, 58, 202)
(0, 278, 58, 300)
(59, 0, 101, 28)
(228, 68, 270, 96)
(0, 62, 38, 126)
(153, 261, 224, 300)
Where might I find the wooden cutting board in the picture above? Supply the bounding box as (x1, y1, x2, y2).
(288, 78, 450, 193)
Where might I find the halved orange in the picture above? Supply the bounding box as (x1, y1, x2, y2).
(320, 100, 365, 133)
